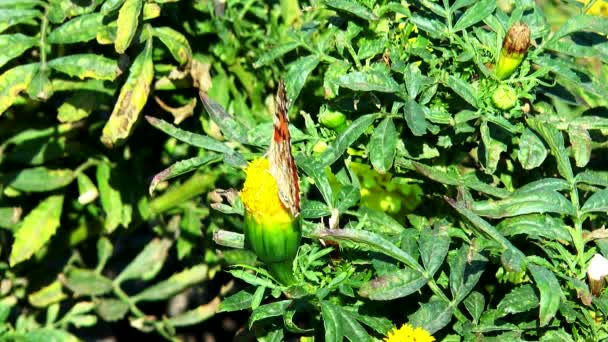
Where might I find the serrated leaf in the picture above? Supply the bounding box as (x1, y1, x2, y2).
(10, 195, 64, 266)
(496, 285, 539, 318)
(3, 167, 74, 192)
(63, 268, 113, 296)
(319, 114, 377, 166)
(200, 92, 250, 144)
(28, 280, 66, 308)
(449, 245, 487, 303)
(133, 265, 208, 302)
(324, 0, 377, 20)
(297, 155, 333, 205)
(445, 75, 478, 108)
(419, 225, 450, 276)
(528, 119, 573, 182)
(463, 291, 484, 322)
(480, 120, 507, 174)
(166, 297, 220, 327)
(337, 70, 400, 93)
(0, 63, 38, 115)
(153, 26, 192, 65)
(284, 54, 320, 102)
(359, 268, 426, 300)
(0, 9, 40, 33)
(0, 33, 37, 68)
(321, 301, 372, 342)
(253, 41, 300, 68)
(471, 190, 576, 218)
(249, 300, 292, 327)
(47, 13, 103, 44)
(497, 214, 571, 243)
(528, 264, 561, 327)
(334, 185, 360, 212)
(218, 288, 255, 312)
(115, 0, 142, 53)
(568, 127, 591, 167)
(408, 299, 452, 335)
(102, 40, 153, 147)
(410, 15, 447, 37)
(582, 189, 608, 214)
(96, 299, 129, 322)
(2, 328, 79, 342)
(518, 128, 548, 169)
(453, 0, 495, 32)
(115, 238, 172, 283)
(404, 100, 428, 136)
(149, 154, 222, 194)
(48, 54, 121, 81)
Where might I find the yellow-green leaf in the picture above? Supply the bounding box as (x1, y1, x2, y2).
(10, 195, 64, 266)
(115, 0, 142, 53)
(0, 63, 38, 115)
(3, 167, 75, 192)
(28, 280, 66, 307)
(96, 162, 122, 233)
(0, 33, 37, 68)
(101, 40, 153, 147)
(152, 26, 192, 65)
(48, 54, 121, 81)
(47, 12, 103, 44)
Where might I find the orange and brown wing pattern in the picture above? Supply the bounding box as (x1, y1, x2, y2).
(268, 81, 300, 217)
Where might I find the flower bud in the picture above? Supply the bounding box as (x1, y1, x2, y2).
(588, 253, 608, 296)
(319, 110, 346, 130)
(492, 84, 518, 110)
(240, 158, 301, 285)
(495, 23, 530, 80)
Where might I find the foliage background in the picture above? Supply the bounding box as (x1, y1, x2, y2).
(1, 0, 608, 341)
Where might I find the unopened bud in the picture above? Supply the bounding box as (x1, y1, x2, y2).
(588, 253, 608, 296)
(495, 23, 530, 80)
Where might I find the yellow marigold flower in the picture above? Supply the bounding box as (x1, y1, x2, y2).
(384, 324, 435, 342)
(579, 0, 608, 16)
(240, 158, 301, 285)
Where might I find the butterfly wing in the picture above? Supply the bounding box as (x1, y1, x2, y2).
(268, 81, 300, 217)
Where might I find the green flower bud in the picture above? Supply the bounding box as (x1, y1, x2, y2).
(492, 84, 518, 110)
(495, 23, 530, 80)
(319, 110, 346, 130)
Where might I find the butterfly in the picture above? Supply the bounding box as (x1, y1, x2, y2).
(267, 81, 300, 217)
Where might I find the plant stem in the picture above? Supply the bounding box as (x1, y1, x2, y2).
(149, 172, 218, 215)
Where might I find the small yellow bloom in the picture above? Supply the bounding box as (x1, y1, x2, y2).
(384, 324, 435, 342)
(241, 158, 292, 224)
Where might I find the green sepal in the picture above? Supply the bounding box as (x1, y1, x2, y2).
(495, 50, 524, 80)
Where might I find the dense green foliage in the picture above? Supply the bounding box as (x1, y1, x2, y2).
(1, 0, 608, 340)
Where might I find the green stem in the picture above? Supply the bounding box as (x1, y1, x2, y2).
(149, 172, 218, 215)
(268, 260, 297, 286)
(113, 283, 146, 317)
(39, 5, 49, 71)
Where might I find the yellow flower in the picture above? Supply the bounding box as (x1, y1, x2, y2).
(579, 0, 608, 16)
(241, 158, 292, 224)
(384, 324, 435, 342)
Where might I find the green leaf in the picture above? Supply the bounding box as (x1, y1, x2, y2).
(419, 225, 450, 276)
(527, 119, 573, 182)
(115, 0, 142, 53)
(408, 299, 452, 335)
(321, 301, 372, 342)
(297, 156, 334, 205)
(517, 128, 548, 169)
(96, 237, 113, 272)
(285, 54, 321, 103)
(47, 13, 103, 44)
(166, 298, 220, 327)
(568, 127, 591, 167)
(496, 285, 539, 318)
(149, 154, 223, 194)
(63, 268, 113, 296)
(115, 238, 172, 283)
(0, 207, 20, 229)
(480, 121, 507, 174)
(200, 92, 250, 144)
(96, 162, 123, 233)
(497, 214, 571, 243)
(133, 265, 208, 302)
(253, 41, 301, 68)
(0, 9, 39, 33)
(447, 198, 526, 273)
(152, 26, 192, 65)
(319, 114, 377, 166)
(337, 70, 400, 93)
(445, 75, 478, 107)
(2, 328, 79, 342)
(463, 291, 484, 322)
(218, 288, 254, 312)
(449, 245, 487, 303)
(581, 189, 608, 214)
(324, 0, 378, 20)
(249, 300, 292, 327)
(359, 268, 426, 300)
(354, 206, 406, 235)
(404, 100, 428, 136)
(410, 15, 447, 38)
(102, 40, 154, 147)
(101, 0, 125, 14)
(3, 167, 74, 192)
(453, 0, 495, 32)
(576, 170, 608, 187)
(96, 299, 129, 322)
(528, 264, 561, 327)
(0, 33, 37, 68)
(28, 280, 66, 308)
(471, 190, 576, 218)
(334, 185, 360, 212)
(0, 63, 38, 115)
(48, 54, 121, 81)
(311, 228, 423, 272)
(10, 195, 64, 266)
